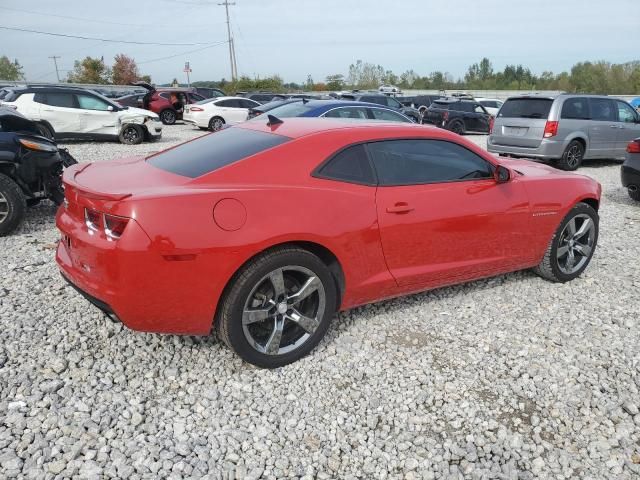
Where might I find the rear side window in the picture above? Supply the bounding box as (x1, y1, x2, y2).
(323, 107, 368, 119)
(369, 108, 412, 122)
(498, 98, 553, 119)
(361, 96, 386, 106)
(616, 101, 637, 123)
(432, 102, 450, 110)
(561, 98, 589, 119)
(315, 144, 375, 185)
(368, 139, 493, 186)
(589, 98, 616, 121)
(44, 93, 76, 108)
(148, 127, 291, 178)
(259, 102, 313, 118)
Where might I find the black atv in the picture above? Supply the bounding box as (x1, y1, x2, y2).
(0, 108, 77, 236)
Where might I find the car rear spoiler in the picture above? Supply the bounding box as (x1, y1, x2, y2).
(65, 164, 132, 201)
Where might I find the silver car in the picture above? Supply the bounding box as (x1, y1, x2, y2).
(488, 94, 640, 170)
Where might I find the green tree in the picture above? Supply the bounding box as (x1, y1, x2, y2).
(67, 56, 110, 84)
(325, 74, 345, 91)
(0, 56, 24, 80)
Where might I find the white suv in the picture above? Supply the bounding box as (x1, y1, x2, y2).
(1, 87, 162, 144)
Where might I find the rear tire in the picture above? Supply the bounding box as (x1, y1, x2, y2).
(449, 120, 465, 135)
(533, 202, 598, 283)
(628, 188, 640, 202)
(119, 124, 144, 145)
(216, 247, 337, 368)
(0, 174, 26, 237)
(208, 116, 225, 132)
(160, 109, 176, 125)
(557, 140, 584, 171)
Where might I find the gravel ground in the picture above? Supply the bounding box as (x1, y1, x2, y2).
(1, 125, 639, 479)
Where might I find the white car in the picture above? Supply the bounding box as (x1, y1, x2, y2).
(475, 98, 504, 116)
(183, 96, 261, 131)
(1, 86, 162, 144)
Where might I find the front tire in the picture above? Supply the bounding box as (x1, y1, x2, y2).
(36, 123, 55, 140)
(0, 174, 26, 237)
(533, 202, 598, 283)
(216, 247, 337, 368)
(557, 140, 584, 171)
(119, 124, 144, 145)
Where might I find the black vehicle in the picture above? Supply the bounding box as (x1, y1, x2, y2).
(247, 98, 303, 119)
(339, 92, 420, 122)
(422, 99, 491, 135)
(0, 108, 77, 236)
(622, 138, 640, 201)
(194, 87, 225, 99)
(397, 95, 442, 115)
(237, 92, 288, 104)
(114, 92, 146, 108)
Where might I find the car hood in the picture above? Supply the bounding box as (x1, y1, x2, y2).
(120, 107, 159, 120)
(500, 158, 585, 178)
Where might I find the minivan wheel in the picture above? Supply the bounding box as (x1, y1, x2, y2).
(216, 247, 337, 368)
(533, 202, 598, 283)
(0, 174, 26, 237)
(557, 140, 584, 171)
(628, 187, 640, 202)
(160, 109, 176, 125)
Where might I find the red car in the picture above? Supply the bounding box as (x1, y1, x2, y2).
(134, 82, 206, 125)
(56, 119, 601, 368)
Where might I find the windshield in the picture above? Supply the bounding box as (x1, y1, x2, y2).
(499, 98, 553, 119)
(252, 102, 314, 118)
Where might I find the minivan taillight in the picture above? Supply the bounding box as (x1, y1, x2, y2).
(543, 121, 559, 138)
(627, 140, 640, 153)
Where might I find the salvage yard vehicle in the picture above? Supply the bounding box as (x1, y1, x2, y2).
(133, 82, 206, 125)
(2, 86, 162, 145)
(622, 138, 640, 201)
(255, 99, 413, 123)
(56, 117, 601, 368)
(182, 96, 261, 131)
(422, 98, 492, 135)
(0, 108, 77, 236)
(488, 94, 640, 170)
(340, 92, 421, 122)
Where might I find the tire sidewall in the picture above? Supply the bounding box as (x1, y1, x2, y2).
(0, 174, 27, 237)
(160, 109, 176, 125)
(450, 121, 464, 135)
(209, 117, 224, 131)
(119, 124, 143, 145)
(548, 203, 599, 282)
(558, 140, 584, 171)
(222, 250, 337, 368)
(37, 123, 55, 140)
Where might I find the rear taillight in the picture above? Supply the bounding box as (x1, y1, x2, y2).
(84, 208, 130, 239)
(442, 111, 449, 122)
(189, 106, 204, 112)
(543, 121, 559, 138)
(489, 116, 495, 134)
(627, 140, 640, 153)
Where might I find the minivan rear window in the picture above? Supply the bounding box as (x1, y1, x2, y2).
(148, 127, 290, 178)
(498, 98, 553, 119)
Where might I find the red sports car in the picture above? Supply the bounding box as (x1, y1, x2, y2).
(56, 118, 601, 368)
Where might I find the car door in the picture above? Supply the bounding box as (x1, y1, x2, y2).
(75, 93, 118, 135)
(615, 100, 640, 156)
(370, 139, 531, 287)
(215, 99, 247, 124)
(37, 92, 80, 134)
(587, 98, 618, 157)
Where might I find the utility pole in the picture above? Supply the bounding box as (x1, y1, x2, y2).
(48, 56, 61, 82)
(230, 37, 238, 80)
(218, 1, 236, 81)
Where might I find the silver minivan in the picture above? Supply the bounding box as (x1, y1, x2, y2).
(487, 94, 640, 170)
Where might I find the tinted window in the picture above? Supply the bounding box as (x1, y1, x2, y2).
(239, 99, 260, 109)
(561, 97, 589, 119)
(480, 100, 497, 108)
(44, 93, 76, 108)
(159, 92, 170, 100)
(317, 144, 374, 185)
(616, 101, 637, 123)
(190, 93, 205, 102)
(215, 99, 240, 108)
(473, 104, 487, 114)
(148, 127, 290, 178)
(452, 102, 471, 112)
(76, 94, 111, 111)
(368, 140, 493, 186)
(385, 97, 402, 108)
(258, 102, 313, 118)
(431, 102, 450, 110)
(499, 98, 553, 119)
(361, 96, 385, 106)
(589, 98, 616, 121)
(369, 108, 411, 122)
(323, 107, 368, 119)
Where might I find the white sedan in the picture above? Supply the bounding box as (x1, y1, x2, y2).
(475, 98, 504, 116)
(183, 96, 261, 131)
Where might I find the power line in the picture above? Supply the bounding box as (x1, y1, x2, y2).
(0, 25, 215, 46)
(138, 42, 228, 65)
(218, 1, 237, 81)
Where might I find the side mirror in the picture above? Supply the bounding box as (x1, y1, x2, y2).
(107, 105, 114, 112)
(495, 165, 510, 183)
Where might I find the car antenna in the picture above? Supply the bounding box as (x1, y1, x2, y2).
(266, 114, 284, 127)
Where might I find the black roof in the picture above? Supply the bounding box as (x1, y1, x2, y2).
(4, 86, 95, 95)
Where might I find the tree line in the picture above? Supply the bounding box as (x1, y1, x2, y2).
(2, 54, 639, 94)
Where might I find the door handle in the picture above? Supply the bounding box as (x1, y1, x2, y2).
(386, 202, 414, 214)
(42, 109, 54, 112)
(610, 125, 618, 128)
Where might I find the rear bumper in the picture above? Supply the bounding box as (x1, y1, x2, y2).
(621, 156, 640, 188)
(55, 207, 218, 335)
(487, 136, 565, 159)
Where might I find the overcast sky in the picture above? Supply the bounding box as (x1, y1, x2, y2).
(2, 0, 639, 84)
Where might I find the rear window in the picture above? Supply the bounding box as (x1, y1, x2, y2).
(431, 102, 450, 110)
(148, 127, 290, 178)
(498, 98, 553, 119)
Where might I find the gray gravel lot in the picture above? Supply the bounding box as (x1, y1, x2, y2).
(1, 124, 639, 479)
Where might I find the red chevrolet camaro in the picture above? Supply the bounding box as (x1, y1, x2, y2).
(56, 118, 601, 367)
